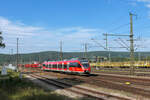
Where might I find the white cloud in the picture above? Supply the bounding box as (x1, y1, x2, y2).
(0, 16, 104, 53)
(137, 0, 150, 2)
(0, 17, 44, 37)
(146, 3, 150, 7)
(130, 0, 150, 19)
(1, 16, 148, 53)
(135, 0, 150, 8)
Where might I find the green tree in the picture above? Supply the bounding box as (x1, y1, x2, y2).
(0, 32, 5, 48)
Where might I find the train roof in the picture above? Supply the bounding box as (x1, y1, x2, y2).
(43, 59, 89, 64)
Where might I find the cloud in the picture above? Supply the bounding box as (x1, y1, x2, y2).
(0, 16, 104, 53)
(129, 0, 150, 19)
(31, 27, 103, 52)
(135, 0, 150, 8)
(1, 16, 148, 53)
(0, 17, 44, 38)
(146, 3, 150, 7)
(137, 0, 150, 2)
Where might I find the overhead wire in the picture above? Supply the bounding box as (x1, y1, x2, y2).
(107, 23, 130, 33)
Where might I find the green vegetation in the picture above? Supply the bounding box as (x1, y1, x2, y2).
(1, 51, 150, 65)
(0, 70, 92, 100)
(0, 32, 5, 48)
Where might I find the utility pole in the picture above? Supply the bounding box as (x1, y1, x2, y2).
(102, 13, 135, 75)
(84, 43, 88, 59)
(130, 12, 135, 75)
(138, 52, 141, 62)
(104, 33, 108, 49)
(60, 41, 63, 61)
(38, 54, 41, 63)
(11, 49, 13, 55)
(108, 48, 111, 62)
(16, 38, 19, 71)
(10, 49, 13, 64)
(103, 33, 111, 62)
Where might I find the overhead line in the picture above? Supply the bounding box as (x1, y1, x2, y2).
(108, 23, 130, 33)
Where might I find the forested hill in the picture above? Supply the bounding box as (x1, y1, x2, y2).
(1, 51, 150, 65)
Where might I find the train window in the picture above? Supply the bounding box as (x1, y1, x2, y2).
(78, 64, 81, 68)
(53, 64, 55, 68)
(56, 64, 57, 68)
(58, 64, 62, 68)
(69, 63, 74, 67)
(64, 64, 67, 68)
(69, 62, 81, 67)
(82, 63, 89, 68)
(52, 64, 54, 68)
(54, 64, 57, 68)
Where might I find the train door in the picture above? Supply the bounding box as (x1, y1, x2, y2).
(57, 63, 58, 71)
(51, 63, 52, 70)
(48, 63, 49, 70)
(49, 63, 51, 70)
(75, 62, 82, 72)
(69, 62, 76, 72)
(72, 63, 76, 72)
(64, 62, 67, 71)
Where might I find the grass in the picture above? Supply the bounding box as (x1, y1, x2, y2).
(0, 70, 93, 100)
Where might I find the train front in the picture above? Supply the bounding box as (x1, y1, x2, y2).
(80, 60, 91, 74)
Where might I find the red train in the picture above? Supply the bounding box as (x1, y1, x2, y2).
(25, 63, 41, 68)
(24, 59, 91, 74)
(42, 60, 91, 74)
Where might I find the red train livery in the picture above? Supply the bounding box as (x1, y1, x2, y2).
(25, 63, 41, 68)
(42, 60, 91, 74)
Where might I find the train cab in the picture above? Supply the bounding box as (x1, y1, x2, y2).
(79, 60, 91, 74)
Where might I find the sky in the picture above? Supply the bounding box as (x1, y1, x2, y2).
(0, 0, 150, 54)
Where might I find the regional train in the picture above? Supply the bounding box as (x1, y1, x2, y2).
(24, 59, 91, 74)
(42, 60, 91, 74)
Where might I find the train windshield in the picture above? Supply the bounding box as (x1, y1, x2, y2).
(81, 62, 89, 68)
(69, 62, 81, 67)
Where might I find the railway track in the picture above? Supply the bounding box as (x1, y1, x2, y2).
(94, 72, 150, 81)
(73, 75, 150, 98)
(23, 68, 150, 99)
(28, 73, 132, 100)
(92, 73, 150, 86)
(93, 71, 150, 76)
(41, 72, 150, 98)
